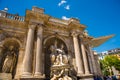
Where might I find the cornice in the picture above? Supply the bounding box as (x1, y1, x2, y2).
(0, 24, 26, 34)
(0, 17, 26, 28)
(25, 10, 50, 24)
(49, 17, 69, 25)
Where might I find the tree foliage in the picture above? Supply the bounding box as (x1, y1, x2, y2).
(104, 55, 120, 71)
(100, 55, 120, 75)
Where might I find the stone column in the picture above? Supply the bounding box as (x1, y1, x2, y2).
(22, 24, 36, 76)
(72, 32, 83, 75)
(86, 45, 94, 74)
(0, 45, 3, 69)
(34, 25, 44, 77)
(0, 45, 3, 57)
(89, 46, 97, 74)
(80, 41, 90, 74)
(15, 48, 25, 79)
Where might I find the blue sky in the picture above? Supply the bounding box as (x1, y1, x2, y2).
(0, 0, 120, 52)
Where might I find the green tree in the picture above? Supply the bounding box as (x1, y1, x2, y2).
(100, 55, 120, 75)
(104, 55, 120, 71)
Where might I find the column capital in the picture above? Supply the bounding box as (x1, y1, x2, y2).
(71, 32, 79, 37)
(19, 47, 25, 51)
(29, 19, 44, 25)
(29, 24, 36, 30)
(79, 34, 84, 38)
(37, 25, 43, 31)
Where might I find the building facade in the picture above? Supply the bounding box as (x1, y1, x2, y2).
(98, 48, 120, 60)
(0, 7, 113, 80)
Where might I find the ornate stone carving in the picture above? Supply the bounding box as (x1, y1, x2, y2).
(50, 41, 68, 66)
(50, 40, 73, 80)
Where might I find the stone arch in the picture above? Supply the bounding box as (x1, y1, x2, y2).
(0, 38, 21, 79)
(1, 38, 22, 48)
(44, 35, 69, 50)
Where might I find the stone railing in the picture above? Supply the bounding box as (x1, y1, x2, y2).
(0, 11, 25, 22)
(6, 13, 25, 22)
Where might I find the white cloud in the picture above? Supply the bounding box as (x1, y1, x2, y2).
(62, 16, 70, 20)
(64, 5, 70, 10)
(58, 0, 67, 6)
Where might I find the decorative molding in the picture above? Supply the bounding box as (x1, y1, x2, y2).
(49, 18, 69, 25)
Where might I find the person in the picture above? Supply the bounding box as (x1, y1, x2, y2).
(112, 75, 117, 80)
(2, 46, 17, 73)
(106, 76, 112, 80)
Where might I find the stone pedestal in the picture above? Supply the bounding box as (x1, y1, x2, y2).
(0, 73, 12, 80)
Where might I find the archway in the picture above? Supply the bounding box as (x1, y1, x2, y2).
(0, 39, 20, 79)
(44, 37, 68, 79)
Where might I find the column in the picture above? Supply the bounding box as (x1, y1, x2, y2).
(34, 25, 44, 77)
(80, 41, 90, 74)
(0, 45, 3, 68)
(72, 32, 84, 75)
(89, 46, 97, 74)
(15, 48, 25, 79)
(22, 24, 36, 76)
(86, 45, 94, 74)
(0, 45, 3, 57)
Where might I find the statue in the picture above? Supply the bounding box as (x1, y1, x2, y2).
(63, 75, 72, 80)
(53, 54, 64, 66)
(2, 46, 17, 73)
(51, 70, 64, 80)
(50, 42, 69, 66)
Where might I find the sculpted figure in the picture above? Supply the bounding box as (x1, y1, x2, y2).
(50, 41, 69, 66)
(2, 46, 17, 73)
(63, 75, 72, 80)
(51, 70, 64, 80)
(50, 41, 58, 65)
(50, 45, 56, 64)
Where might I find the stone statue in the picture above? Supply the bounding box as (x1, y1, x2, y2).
(83, 30, 88, 37)
(53, 54, 64, 66)
(51, 70, 64, 80)
(50, 42, 69, 66)
(63, 75, 72, 80)
(2, 46, 17, 73)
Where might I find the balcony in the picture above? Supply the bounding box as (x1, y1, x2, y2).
(0, 11, 25, 22)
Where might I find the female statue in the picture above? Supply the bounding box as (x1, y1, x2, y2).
(2, 46, 17, 73)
